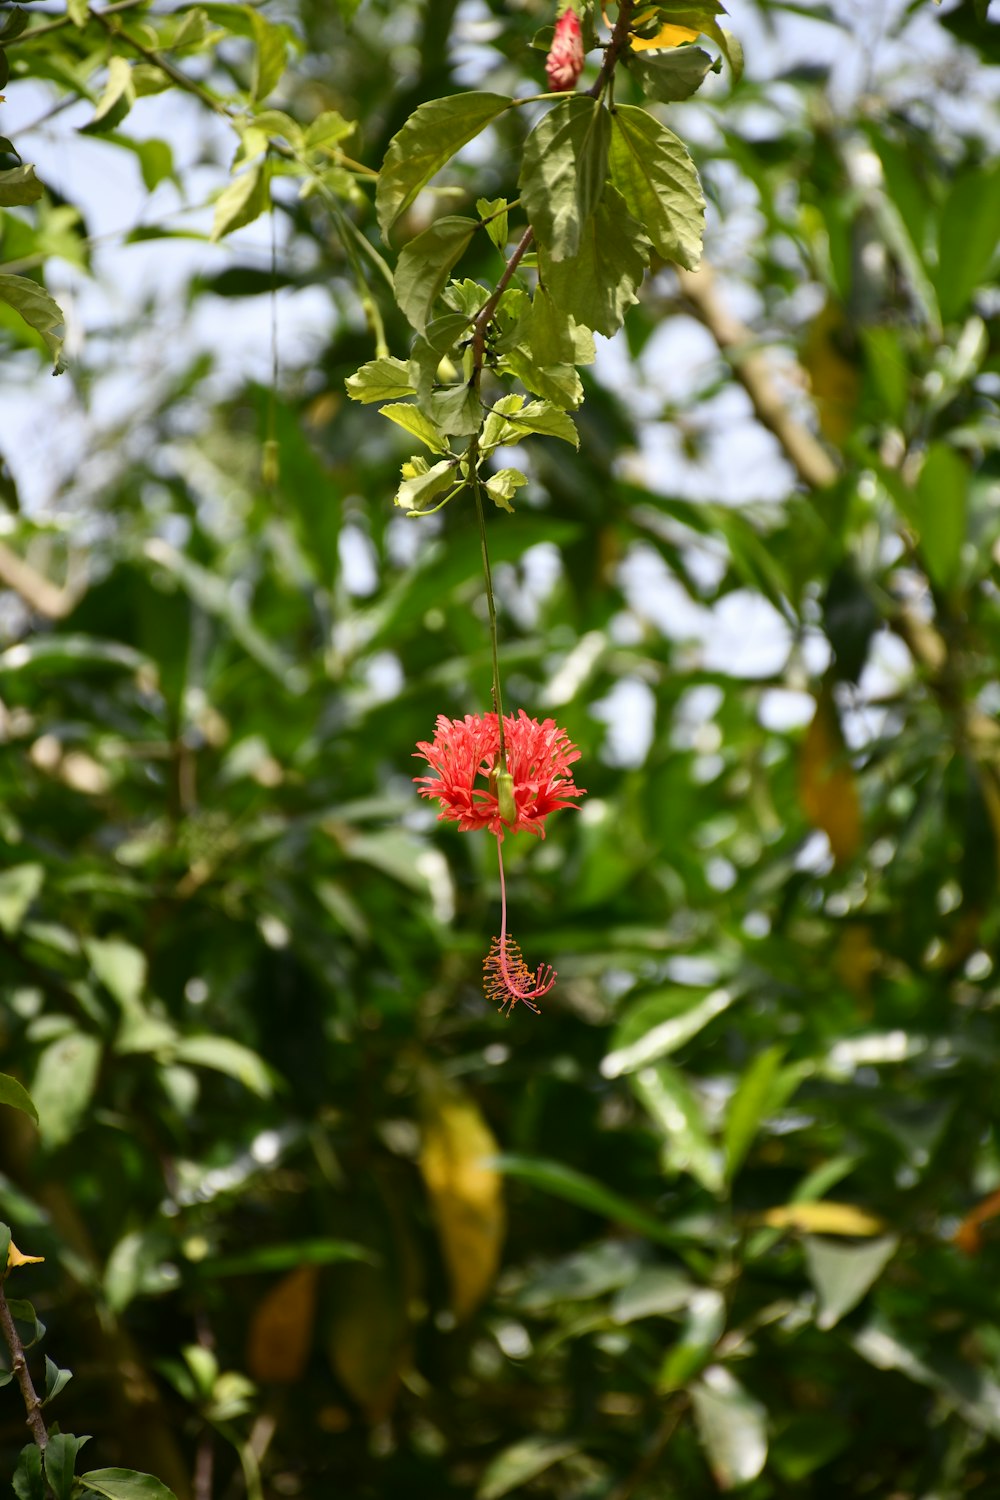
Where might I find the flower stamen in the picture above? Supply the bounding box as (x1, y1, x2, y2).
(483, 936, 554, 1017)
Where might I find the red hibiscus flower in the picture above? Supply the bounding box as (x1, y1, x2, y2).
(546, 8, 585, 92)
(413, 709, 585, 837)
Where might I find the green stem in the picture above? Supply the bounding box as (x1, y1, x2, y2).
(470, 445, 507, 767)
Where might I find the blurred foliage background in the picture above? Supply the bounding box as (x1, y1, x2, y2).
(3, 0, 1000, 1495)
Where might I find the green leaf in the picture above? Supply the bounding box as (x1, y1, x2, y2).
(376, 92, 512, 239)
(67, 0, 89, 26)
(611, 1266, 694, 1323)
(81, 56, 135, 134)
(659, 1287, 726, 1390)
(632, 1061, 723, 1194)
(690, 1367, 768, 1489)
(345, 356, 415, 404)
(250, 10, 287, 101)
(394, 456, 460, 514)
(914, 441, 967, 590)
(0, 163, 43, 206)
(724, 1045, 787, 1180)
(6, 1298, 45, 1347)
(477, 195, 508, 253)
(0, 1072, 39, 1125)
(484, 467, 527, 512)
(0, 8, 29, 41)
(171, 1035, 275, 1097)
(32, 1032, 102, 1149)
(44, 1433, 90, 1500)
(477, 1438, 579, 1500)
(500, 348, 584, 411)
(936, 161, 1000, 321)
(505, 398, 578, 447)
(626, 44, 717, 102)
(518, 97, 611, 262)
(0, 863, 44, 936)
(853, 1319, 1000, 1440)
(426, 382, 482, 438)
(491, 1154, 678, 1247)
(378, 402, 449, 454)
(13, 1443, 45, 1500)
(608, 105, 704, 268)
(211, 160, 270, 241)
(203, 1237, 375, 1276)
(805, 1235, 898, 1330)
(43, 1354, 73, 1405)
(539, 184, 650, 338)
(0, 1222, 10, 1266)
(527, 285, 577, 365)
(603, 985, 735, 1077)
(78, 1471, 179, 1500)
(84, 936, 147, 1015)
(0, 273, 65, 369)
(304, 110, 354, 151)
(393, 215, 478, 333)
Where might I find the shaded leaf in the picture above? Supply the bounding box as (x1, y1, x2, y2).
(78, 1471, 179, 1500)
(914, 441, 967, 591)
(539, 184, 650, 337)
(0, 863, 44, 936)
(394, 215, 478, 333)
(44, 1433, 89, 1500)
(626, 44, 717, 101)
(32, 1031, 102, 1149)
(0, 163, 43, 206)
(477, 1438, 579, 1500)
(211, 160, 270, 241)
(491, 1154, 677, 1246)
(518, 96, 611, 261)
(0, 273, 65, 368)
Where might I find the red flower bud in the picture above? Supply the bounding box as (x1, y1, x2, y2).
(546, 8, 584, 92)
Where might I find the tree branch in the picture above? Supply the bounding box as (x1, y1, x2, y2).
(0, 1277, 49, 1449)
(0, 542, 80, 620)
(675, 262, 839, 491)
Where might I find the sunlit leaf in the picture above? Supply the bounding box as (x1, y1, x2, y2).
(518, 96, 611, 262)
(377, 92, 512, 239)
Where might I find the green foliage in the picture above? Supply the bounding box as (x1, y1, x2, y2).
(1, 1, 1000, 1497)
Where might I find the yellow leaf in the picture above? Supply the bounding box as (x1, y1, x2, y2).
(630, 23, 701, 49)
(798, 688, 861, 866)
(760, 1202, 885, 1237)
(327, 1260, 410, 1422)
(246, 1264, 318, 1384)
(801, 299, 859, 446)
(419, 1078, 505, 1322)
(7, 1240, 44, 1268)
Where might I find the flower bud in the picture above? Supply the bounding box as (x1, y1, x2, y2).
(546, 8, 584, 93)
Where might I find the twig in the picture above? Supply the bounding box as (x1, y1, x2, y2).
(0, 1276, 49, 1449)
(0, 542, 80, 620)
(608, 1398, 685, 1500)
(675, 262, 839, 491)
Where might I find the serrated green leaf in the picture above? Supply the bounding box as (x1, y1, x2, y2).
(378, 402, 449, 453)
(376, 92, 511, 239)
(211, 160, 270, 240)
(609, 105, 704, 268)
(394, 456, 460, 514)
(304, 110, 354, 151)
(0, 163, 42, 206)
(394, 215, 477, 333)
(527, 286, 577, 365)
(0, 273, 65, 368)
(0, 1072, 39, 1124)
(540, 184, 650, 337)
(484, 467, 527, 512)
(705, 21, 743, 83)
(427, 381, 482, 437)
(500, 348, 584, 410)
(485, 397, 579, 448)
(519, 97, 611, 262)
(81, 55, 135, 134)
(345, 356, 415, 403)
(250, 10, 287, 100)
(78, 1471, 179, 1500)
(0, 862, 44, 935)
(626, 44, 717, 102)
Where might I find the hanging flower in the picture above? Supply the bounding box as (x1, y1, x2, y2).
(413, 710, 584, 838)
(546, 7, 585, 92)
